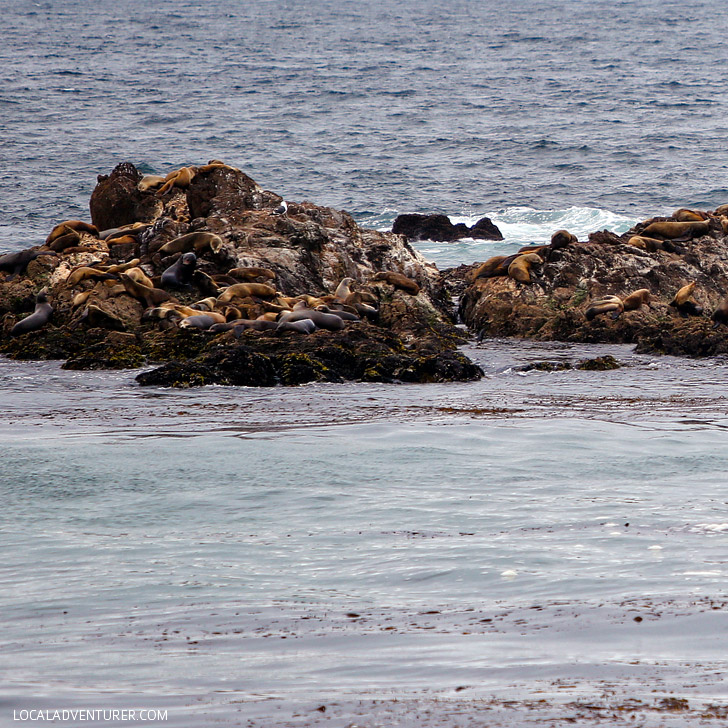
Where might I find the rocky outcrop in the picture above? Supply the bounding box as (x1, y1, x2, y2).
(0, 162, 483, 386)
(392, 213, 503, 242)
(456, 214, 728, 356)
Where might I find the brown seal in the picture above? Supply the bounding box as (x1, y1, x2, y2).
(672, 208, 709, 222)
(228, 266, 276, 281)
(669, 282, 703, 317)
(550, 229, 578, 248)
(217, 282, 277, 302)
(585, 295, 623, 321)
(507, 253, 542, 283)
(46, 220, 99, 245)
(157, 232, 223, 255)
(641, 220, 710, 239)
(371, 271, 420, 295)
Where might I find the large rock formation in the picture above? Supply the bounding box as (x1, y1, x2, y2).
(0, 162, 483, 386)
(456, 214, 728, 356)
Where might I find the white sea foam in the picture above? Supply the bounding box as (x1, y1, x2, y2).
(392, 205, 639, 269)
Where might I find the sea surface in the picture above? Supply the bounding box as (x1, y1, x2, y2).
(2, 0, 728, 725)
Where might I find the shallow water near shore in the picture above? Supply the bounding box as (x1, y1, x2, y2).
(2, 341, 728, 725)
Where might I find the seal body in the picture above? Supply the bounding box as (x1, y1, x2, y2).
(10, 289, 53, 336)
(161, 252, 197, 289)
(276, 319, 316, 334)
(278, 308, 345, 331)
(371, 272, 420, 295)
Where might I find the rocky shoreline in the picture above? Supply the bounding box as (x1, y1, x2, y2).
(3, 164, 728, 387)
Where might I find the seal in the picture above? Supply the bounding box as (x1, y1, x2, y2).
(138, 175, 166, 192)
(316, 305, 360, 321)
(157, 232, 223, 256)
(641, 220, 710, 239)
(469, 254, 520, 281)
(66, 266, 117, 287)
(508, 253, 542, 283)
(161, 252, 197, 289)
(216, 282, 277, 302)
(621, 288, 650, 312)
(0, 248, 55, 279)
(119, 273, 173, 307)
(371, 271, 420, 295)
(333, 277, 357, 301)
(550, 229, 578, 249)
(278, 308, 345, 331)
(48, 228, 82, 252)
(10, 288, 53, 336)
(157, 166, 196, 195)
(179, 314, 224, 330)
(276, 318, 316, 334)
(77, 304, 126, 331)
(669, 282, 703, 317)
(585, 295, 623, 321)
(626, 235, 670, 252)
(46, 220, 99, 245)
(120, 267, 154, 288)
(672, 208, 709, 222)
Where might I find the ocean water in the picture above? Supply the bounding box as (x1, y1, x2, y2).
(3, 0, 728, 725)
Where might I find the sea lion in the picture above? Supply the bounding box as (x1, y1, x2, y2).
(669, 282, 703, 317)
(333, 277, 356, 301)
(626, 235, 670, 252)
(216, 282, 277, 302)
(277, 318, 316, 334)
(157, 232, 224, 256)
(470, 254, 520, 281)
(161, 252, 197, 289)
(0, 248, 55, 279)
(104, 259, 141, 275)
(138, 175, 166, 192)
(585, 295, 624, 321)
(71, 290, 93, 308)
(46, 220, 98, 245)
(641, 220, 710, 239)
(550, 229, 577, 248)
(228, 266, 276, 281)
(508, 253, 543, 284)
(77, 304, 126, 331)
(191, 270, 221, 297)
(673, 208, 709, 222)
(316, 305, 360, 321)
(278, 308, 345, 331)
(371, 271, 421, 295)
(99, 223, 151, 241)
(621, 288, 651, 312)
(179, 314, 221, 330)
(67, 266, 117, 286)
(121, 266, 154, 288)
(48, 228, 82, 252)
(191, 296, 219, 312)
(713, 204, 728, 217)
(119, 273, 172, 307)
(10, 288, 53, 336)
(711, 298, 728, 328)
(157, 166, 196, 195)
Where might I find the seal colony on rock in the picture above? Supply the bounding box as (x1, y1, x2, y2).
(457, 203, 728, 357)
(0, 160, 482, 386)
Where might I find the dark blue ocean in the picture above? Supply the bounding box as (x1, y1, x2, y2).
(3, 2, 728, 726)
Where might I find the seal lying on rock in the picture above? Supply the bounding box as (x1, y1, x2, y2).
(371, 271, 421, 295)
(10, 288, 53, 336)
(585, 289, 650, 321)
(0, 248, 55, 279)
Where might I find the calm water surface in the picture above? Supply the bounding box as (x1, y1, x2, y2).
(2, 342, 728, 725)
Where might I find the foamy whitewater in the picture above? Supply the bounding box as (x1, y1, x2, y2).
(2, 0, 728, 725)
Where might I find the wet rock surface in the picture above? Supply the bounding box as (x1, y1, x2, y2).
(392, 213, 503, 242)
